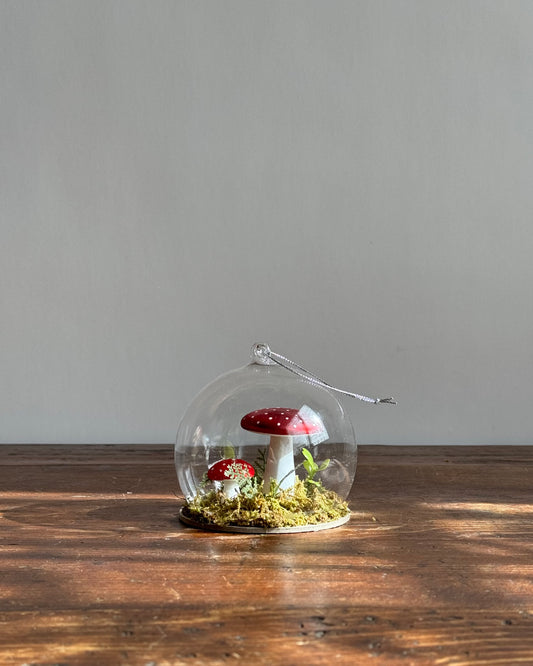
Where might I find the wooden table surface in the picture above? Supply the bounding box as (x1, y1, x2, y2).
(1, 444, 532, 665)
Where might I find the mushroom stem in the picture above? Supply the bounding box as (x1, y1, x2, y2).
(222, 479, 240, 499)
(264, 435, 296, 491)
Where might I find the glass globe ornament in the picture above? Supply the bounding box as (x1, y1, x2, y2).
(175, 343, 394, 533)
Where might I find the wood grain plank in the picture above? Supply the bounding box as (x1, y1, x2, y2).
(1, 607, 532, 666)
(1, 443, 172, 465)
(1, 445, 532, 665)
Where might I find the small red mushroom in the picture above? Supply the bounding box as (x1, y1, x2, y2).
(207, 458, 255, 498)
(240, 406, 327, 491)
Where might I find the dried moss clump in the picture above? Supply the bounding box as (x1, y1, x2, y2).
(182, 478, 349, 529)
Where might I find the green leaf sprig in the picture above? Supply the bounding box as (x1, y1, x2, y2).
(301, 447, 330, 486)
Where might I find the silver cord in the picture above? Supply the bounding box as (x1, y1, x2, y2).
(253, 343, 396, 405)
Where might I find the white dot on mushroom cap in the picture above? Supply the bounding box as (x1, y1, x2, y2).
(277, 423, 281, 426)
(269, 417, 273, 420)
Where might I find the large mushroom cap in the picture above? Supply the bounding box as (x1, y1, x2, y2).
(241, 407, 324, 436)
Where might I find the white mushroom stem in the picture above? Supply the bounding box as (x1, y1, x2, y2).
(221, 479, 241, 499)
(264, 435, 296, 491)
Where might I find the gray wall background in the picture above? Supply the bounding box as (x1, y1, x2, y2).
(2, 1, 533, 445)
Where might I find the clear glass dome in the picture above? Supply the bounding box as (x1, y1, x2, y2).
(175, 344, 357, 504)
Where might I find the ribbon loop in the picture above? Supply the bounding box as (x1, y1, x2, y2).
(251, 343, 396, 405)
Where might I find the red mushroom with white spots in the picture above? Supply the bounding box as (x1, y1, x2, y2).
(240, 406, 327, 492)
(207, 459, 255, 499)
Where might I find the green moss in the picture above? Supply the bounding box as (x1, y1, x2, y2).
(182, 478, 350, 528)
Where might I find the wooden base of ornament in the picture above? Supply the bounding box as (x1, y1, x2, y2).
(178, 507, 350, 533)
